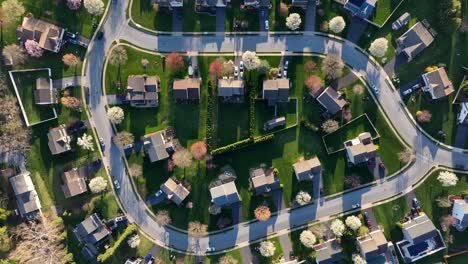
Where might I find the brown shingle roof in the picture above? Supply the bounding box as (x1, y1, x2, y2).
(422, 68, 454, 100)
(17, 16, 64, 52)
(61, 168, 88, 198)
(173, 78, 201, 100)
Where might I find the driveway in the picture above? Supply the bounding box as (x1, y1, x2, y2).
(53, 76, 83, 90)
(145, 192, 166, 206)
(346, 17, 368, 43)
(383, 53, 408, 75)
(216, 7, 226, 33)
(259, 7, 269, 31)
(454, 124, 468, 148)
(304, 1, 316, 31)
(399, 77, 423, 98)
(172, 7, 183, 32)
(106, 94, 125, 105)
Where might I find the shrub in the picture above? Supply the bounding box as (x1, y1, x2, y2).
(97, 225, 137, 262)
(210, 135, 274, 155)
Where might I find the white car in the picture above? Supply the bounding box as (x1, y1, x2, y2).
(206, 247, 216, 252)
(234, 66, 239, 77)
(114, 180, 121, 190)
(265, 20, 269, 31)
(402, 88, 412, 96)
(239, 61, 244, 70)
(283, 70, 287, 77)
(284, 61, 289, 70)
(188, 65, 193, 76)
(352, 203, 361, 209)
(240, 71, 244, 79)
(155, 190, 163, 197)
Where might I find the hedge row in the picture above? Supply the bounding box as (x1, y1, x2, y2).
(248, 88, 256, 137)
(206, 83, 216, 150)
(210, 134, 274, 155)
(97, 224, 137, 263)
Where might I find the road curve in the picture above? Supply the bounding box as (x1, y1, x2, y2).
(83, 0, 468, 255)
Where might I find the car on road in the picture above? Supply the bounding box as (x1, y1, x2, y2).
(234, 66, 239, 77)
(402, 88, 412, 96)
(155, 190, 163, 197)
(239, 61, 244, 71)
(114, 180, 121, 190)
(99, 137, 105, 150)
(371, 85, 379, 95)
(284, 61, 289, 70)
(206, 247, 216, 252)
(352, 203, 361, 209)
(265, 20, 269, 31)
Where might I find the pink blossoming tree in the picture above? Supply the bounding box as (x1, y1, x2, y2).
(24, 40, 43, 58)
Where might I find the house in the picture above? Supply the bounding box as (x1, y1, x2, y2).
(396, 214, 446, 263)
(126, 75, 159, 107)
(173, 78, 201, 101)
(210, 181, 241, 206)
(61, 168, 88, 198)
(74, 213, 111, 246)
(196, 0, 227, 8)
(262, 78, 290, 105)
(292, 157, 321, 181)
(314, 239, 343, 264)
(357, 228, 390, 260)
(249, 167, 280, 195)
(160, 178, 190, 206)
(16, 16, 65, 53)
(292, 0, 313, 9)
(47, 124, 72, 155)
(142, 131, 174, 163)
(243, 0, 271, 8)
(452, 199, 468, 230)
(34, 77, 57, 105)
(316, 87, 347, 115)
(421, 68, 454, 100)
(218, 78, 245, 102)
(344, 132, 377, 165)
(152, 0, 183, 9)
(9, 172, 42, 219)
(396, 22, 434, 61)
(264, 116, 286, 130)
(458, 102, 468, 124)
(344, 0, 377, 19)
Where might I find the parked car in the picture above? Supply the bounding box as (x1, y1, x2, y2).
(65, 31, 77, 39)
(265, 20, 269, 31)
(234, 66, 239, 77)
(352, 203, 361, 209)
(284, 60, 289, 70)
(412, 83, 422, 89)
(240, 71, 244, 79)
(188, 65, 193, 76)
(277, 70, 282, 78)
(402, 88, 413, 96)
(412, 198, 421, 208)
(114, 180, 121, 190)
(188, 57, 192, 66)
(392, 12, 411, 31)
(155, 190, 163, 197)
(239, 61, 244, 71)
(99, 137, 105, 149)
(371, 85, 379, 95)
(283, 70, 287, 78)
(206, 247, 216, 252)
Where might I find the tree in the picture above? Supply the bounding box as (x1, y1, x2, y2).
(329, 16, 346, 33)
(279, 2, 289, 16)
(258, 60, 271, 75)
(0, 95, 31, 153)
(436, 197, 452, 208)
(254, 205, 271, 222)
(353, 84, 364, 95)
(295, 191, 312, 206)
(330, 219, 346, 237)
(89, 176, 107, 193)
(155, 210, 171, 226)
(219, 255, 238, 264)
(187, 221, 208, 237)
(357, 226, 369, 237)
(304, 60, 317, 75)
(66, 0, 81, 10)
(320, 21, 329, 32)
(242, 51, 261, 70)
(62, 53, 81, 67)
(1, 0, 25, 25)
(208, 204, 221, 215)
(129, 164, 142, 177)
(108, 46, 128, 67)
(299, 230, 316, 248)
(345, 215, 362, 231)
(345, 174, 361, 188)
(258, 241, 276, 257)
(141, 58, 150, 69)
(437, 171, 459, 187)
(286, 13, 302, 30)
(438, 0, 462, 33)
(84, 0, 104, 16)
(269, 68, 279, 78)
(2, 44, 27, 66)
(113, 131, 134, 148)
(127, 234, 140, 248)
(190, 141, 207, 160)
(0, 208, 10, 222)
(222, 60, 235, 76)
(322, 54, 344, 80)
(172, 149, 193, 168)
(166, 52, 184, 72)
(77, 133, 94, 152)
(107, 106, 125, 124)
(60, 96, 82, 111)
(368, 38, 389, 58)
(209, 60, 223, 78)
(0, 226, 10, 253)
(352, 254, 367, 264)
(304, 75, 323, 94)
(321, 119, 339, 133)
(398, 148, 413, 164)
(416, 110, 432, 123)
(24, 40, 43, 58)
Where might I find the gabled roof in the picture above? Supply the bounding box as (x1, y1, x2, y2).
(316, 87, 346, 114)
(17, 16, 64, 52)
(263, 79, 290, 102)
(357, 229, 388, 259)
(293, 157, 322, 181)
(173, 78, 201, 100)
(396, 22, 434, 60)
(161, 178, 190, 205)
(143, 131, 170, 162)
(210, 181, 241, 206)
(344, 132, 377, 164)
(47, 125, 72, 155)
(218, 78, 245, 97)
(249, 168, 280, 195)
(344, 0, 377, 19)
(452, 199, 468, 227)
(74, 213, 110, 245)
(402, 214, 438, 244)
(34, 77, 57, 104)
(61, 168, 88, 198)
(422, 68, 454, 100)
(9, 172, 42, 217)
(314, 239, 343, 264)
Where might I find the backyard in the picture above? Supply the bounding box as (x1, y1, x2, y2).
(130, 0, 173, 31)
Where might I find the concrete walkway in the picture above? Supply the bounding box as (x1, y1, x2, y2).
(240, 245, 255, 264)
(278, 234, 293, 262)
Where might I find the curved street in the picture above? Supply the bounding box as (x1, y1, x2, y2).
(83, 0, 468, 255)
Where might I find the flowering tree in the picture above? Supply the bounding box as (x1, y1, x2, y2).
(320, 21, 329, 32)
(345, 215, 362, 231)
(416, 110, 432, 123)
(254, 205, 271, 222)
(352, 254, 367, 264)
(113, 131, 134, 148)
(66, 0, 81, 10)
(269, 68, 279, 78)
(24, 40, 43, 58)
(166, 52, 184, 72)
(77, 133, 94, 152)
(368, 38, 389, 58)
(219, 255, 238, 264)
(2, 44, 27, 66)
(222, 60, 235, 76)
(62, 53, 81, 67)
(127, 234, 140, 248)
(84, 0, 104, 16)
(322, 54, 344, 80)
(172, 149, 193, 168)
(398, 148, 413, 163)
(304, 61, 317, 75)
(108, 46, 128, 67)
(107, 106, 125, 124)
(155, 210, 171, 226)
(258, 241, 276, 257)
(437, 171, 459, 187)
(60, 96, 82, 111)
(329, 16, 346, 33)
(330, 219, 346, 237)
(242, 51, 261, 70)
(89, 176, 107, 193)
(1, 0, 25, 25)
(209, 60, 223, 78)
(295, 191, 312, 206)
(304, 75, 323, 94)
(190, 141, 207, 160)
(141, 58, 149, 69)
(209, 204, 221, 215)
(322, 119, 339, 133)
(286, 13, 302, 30)
(299, 230, 316, 248)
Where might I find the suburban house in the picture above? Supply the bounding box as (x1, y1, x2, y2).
(210, 181, 241, 207)
(9, 172, 42, 219)
(249, 167, 281, 195)
(126, 75, 159, 107)
(152, 0, 183, 9)
(34, 77, 57, 105)
(396, 214, 446, 263)
(61, 167, 88, 199)
(421, 68, 454, 100)
(308, 82, 325, 99)
(74, 213, 111, 260)
(292, 157, 321, 181)
(262, 78, 290, 106)
(16, 16, 65, 53)
(314, 238, 343, 264)
(196, 0, 227, 8)
(264, 116, 286, 130)
(218, 78, 245, 102)
(357, 228, 392, 261)
(458, 102, 468, 124)
(316, 87, 347, 115)
(452, 199, 468, 230)
(344, 132, 377, 165)
(160, 178, 190, 206)
(173, 78, 201, 101)
(396, 22, 434, 61)
(344, 0, 377, 19)
(142, 131, 175, 163)
(292, 0, 313, 9)
(243, 0, 271, 8)
(47, 124, 72, 155)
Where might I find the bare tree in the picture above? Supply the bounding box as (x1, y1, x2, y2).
(108, 46, 128, 74)
(0, 95, 31, 153)
(187, 221, 208, 237)
(304, 60, 317, 75)
(155, 210, 172, 226)
(254, 205, 271, 222)
(62, 53, 81, 67)
(172, 149, 193, 168)
(398, 148, 413, 164)
(2, 44, 27, 66)
(113, 131, 134, 148)
(322, 54, 344, 80)
(416, 110, 432, 123)
(129, 164, 142, 177)
(345, 174, 361, 188)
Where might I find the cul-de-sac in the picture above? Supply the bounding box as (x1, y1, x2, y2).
(0, 0, 467, 263)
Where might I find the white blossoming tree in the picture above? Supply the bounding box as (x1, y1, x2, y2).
(299, 230, 316, 248)
(258, 241, 276, 257)
(242, 51, 261, 70)
(295, 191, 312, 206)
(330, 219, 346, 237)
(84, 0, 104, 16)
(329, 16, 346, 33)
(77, 133, 94, 152)
(127, 234, 141, 248)
(345, 215, 362, 231)
(437, 171, 459, 187)
(89, 176, 108, 194)
(286, 13, 302, 31)
(107, 106, 125, 124)
(352, 254, 367, 264)
(368, 38, 389, 58)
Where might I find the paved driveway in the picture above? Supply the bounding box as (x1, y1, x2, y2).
(259, 7, 269, 31)
(304, 1, 316, 31)
(173, 7, 183, 32)
(216, 7, 226, 33)
(347, 17, 368, 43)
(399, 77, 423, 97)
(454, 124, 468, 148)
(146, 192, 166, 206)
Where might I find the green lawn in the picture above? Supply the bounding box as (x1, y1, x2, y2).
(371, 0, 404, 26)
(268, 2, 306, 32)
(254, 100, 297, 136)
(183, 0, 216, 32)
(130, 0, 173, 31)
(373, 196, 410, 242)
(316, 0, 349, 37)
(217, 103, 250, 146)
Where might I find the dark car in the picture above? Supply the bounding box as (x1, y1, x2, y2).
(97, 30, 104, 40)
(65, 31, 77, 39)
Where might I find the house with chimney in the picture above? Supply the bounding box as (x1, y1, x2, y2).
(421, 68, 454, 100)
(210, 181, 241, 207)
(142, 130, 175, 163)
(160, 178, 190, 206)
(47, 124, 72, 155)
(249, 167, 280, 195)
(316, 87, 347, 115)
(9, 172, 42, 219)
(396, 22, 434, 61)
(292, 157, 322, 181)
(16, 16, 65, 53)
